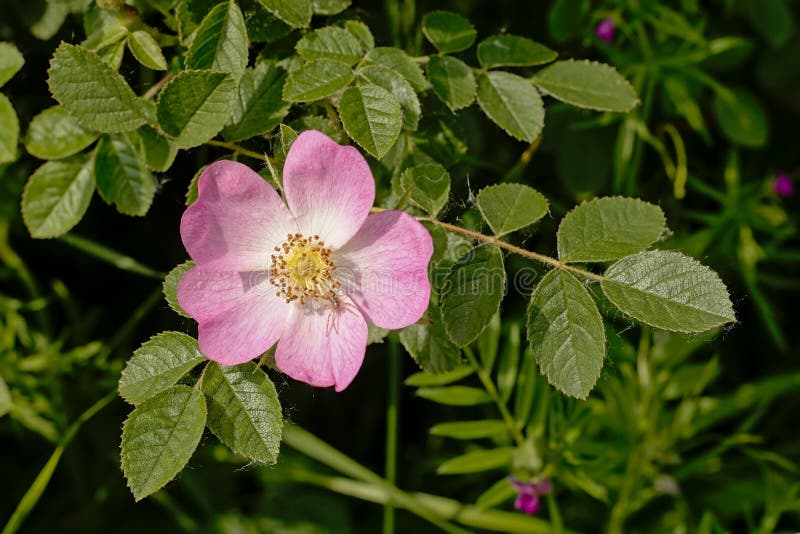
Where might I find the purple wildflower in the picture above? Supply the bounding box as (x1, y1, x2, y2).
(509, 476, 552, 515)
(773, 174, 794, 197)
(596, 18, 615, 44)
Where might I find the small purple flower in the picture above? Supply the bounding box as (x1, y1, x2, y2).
(596, 18, 615, 44)
(773, 174, 794, 197)
(509, 476, 552, 515)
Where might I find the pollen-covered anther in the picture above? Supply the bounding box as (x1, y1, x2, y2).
(269, 233, 339, 304)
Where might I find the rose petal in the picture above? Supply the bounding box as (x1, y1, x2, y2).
(275, 297, 368, 391)
(182, 160, 296, 271)
(335, 211, 433, 329)
(282, 131, 375, 249)
(178, 266, 290, 365)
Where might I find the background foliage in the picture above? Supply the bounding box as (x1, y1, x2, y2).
(1, 0, 799, 532)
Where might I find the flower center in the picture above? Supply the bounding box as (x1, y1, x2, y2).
(269, 233, 340, 304)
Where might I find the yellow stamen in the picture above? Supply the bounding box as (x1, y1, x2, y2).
(269, 233, 340, 304)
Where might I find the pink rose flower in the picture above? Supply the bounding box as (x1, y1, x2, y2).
(177, 130, 433, 391)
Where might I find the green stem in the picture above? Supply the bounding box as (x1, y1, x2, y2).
(60, 234, 163, 279)
(205, 139, 275, 163)
(463, 347, 525, 446)
(2, 390, 117, 534)
(0, 222, 51, 334)
(383, 340, 400, 534)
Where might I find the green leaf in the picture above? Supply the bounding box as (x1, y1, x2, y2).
(476, 183, 548, 236)
(557, 197, 666, 263)
(477, 35, 557, 69)
(601, 250, 736, 333)
(748, 0, 794, 49)
(338, 84, 402, 159)
(358, 64, 421, 130)
(97, 39, 126, 71)
(526, 268, 605, 399)
(0, 94, 18, 164)
(121, 385, 207, 501)
(48, 43, 147, 133)
(405, 365, 473, 386)
(202, 362, 283, 464)
(296, 26, 362, 65)
(0, 42, 24, 88)
(282, 59, 354, 102)
(399, 308, 461, 374)
(476, 477, 517, 508)
(131, 126, 178, 172)
(186, 1, 248, 81)
(476, 71, 544, 142)
(364, 47, 428, 92)
(427, 55, 476, 111)
(257, 0, 311, 28)
(496, 323, 521, 403)
(0, 375, 11, 417)
(422, 11, 477, 54)
(532, 59, 639, 113)
(400, 163, 450, 215)
(127, 31, 168, 71)
(22, 155, 96, 239)
(222, 62, 290, 141)
(441, 245, 506, 347)
(118, 332, 207, 405)
(713, 87, 768, 148)
(163, 260, 195, 318)
(312, 0, 350, 15)
(436, 447, 514, 475)
(416, 386, 492, 406)
(95, 135, 156, 216)
(157, 70, 236, 148)
(430, 419, 507, 440)
(345, 20, 374, 50)
(25, 106, 99, 160)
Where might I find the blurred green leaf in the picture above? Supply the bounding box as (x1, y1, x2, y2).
(0, 375, 11, 417)
(364, 47, 428, 92)
(282, 59, 354, 102)
(258, 0, 311, 27)
(338, 84, 402, 158)
(422, 11, 477, 54)
(399, 307, 461, 374)
(476, 183, 548, 236)
(527, 268, 605, 399)
(118, 332, 206, 405)
(713, 87, 768, 147)
(532, 60, 639, 112)
(436, 447, 514, 474)
(748, 0, 794, 49)
(121, 385, 206, 501)
(477, 35, 556, 69)
(400, 163, 450, 215)
(405, 365, 473, 387)
(296, 26, 362, 65)
(25, 106, 99, 160)
(427, 55, 476, 111)
(222, 62, 290, 141)
(127, 31, 168, 71)
(0, 42, 24, 88)
(0, 94, 18, 164)
(430, 419, 507, 440)
(417, 386, 492, 406)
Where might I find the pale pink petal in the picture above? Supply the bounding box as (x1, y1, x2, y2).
(178, 266, 291, 365)
(335, 211, 433, 329)
(282, 131, 375, 248)
(182, 160, 296, 271)
(275, 298, 368, 391)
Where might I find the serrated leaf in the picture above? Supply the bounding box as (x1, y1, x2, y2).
(399, 307, 461, 374)
(430, 419, 507, 440)
(441, 245, 505, 347)
(405, 365, 473, 387)
(296, 26, 362, 65)
(128, 31, 168, 71)
(48, 43, 146, 133)
(186, 1, 248, 81)
(436, 447, 514, 475)
(713, 87, 768, 148)
(131, 126, 178, 172)
(557, 197, 666, 263)
(0, 42, 24, 88)
(345, 20, 374, 50)
(416, 386, 492, 406)
(532, 59, 639, 113)
(22, 155, 95, 239)
(427, 55, 475, 111)
(25, 106, 99, 160)
(477, 35, 556, 69)
(358, 64, 421, 130)
(400, 163, 450, 215)
(222, 62, 290, 141)
(97, 39, 126, 71)
(282, 59, 354, 102)
(601, 250, 736, 332)
(121, 385, 206, 501)
(477, 71, 544, 142)
(312, 0, 349, 15)
(95, 135, 156, 216)
(119, 332, 207, 405)
(364, 47, 427, 92)
(243, 0, 292, 43)
(527, 269, 605, 399)
(163, 260, 195, 317)
(0, 94, 18, 164)
(338, 84, 401, 159)
(422, 11, 477, 54)
(257, 0, 311, 28)
(157, 70, 236, 148)
(202, 362, 283, 464)
(476, 183, 548, 236)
